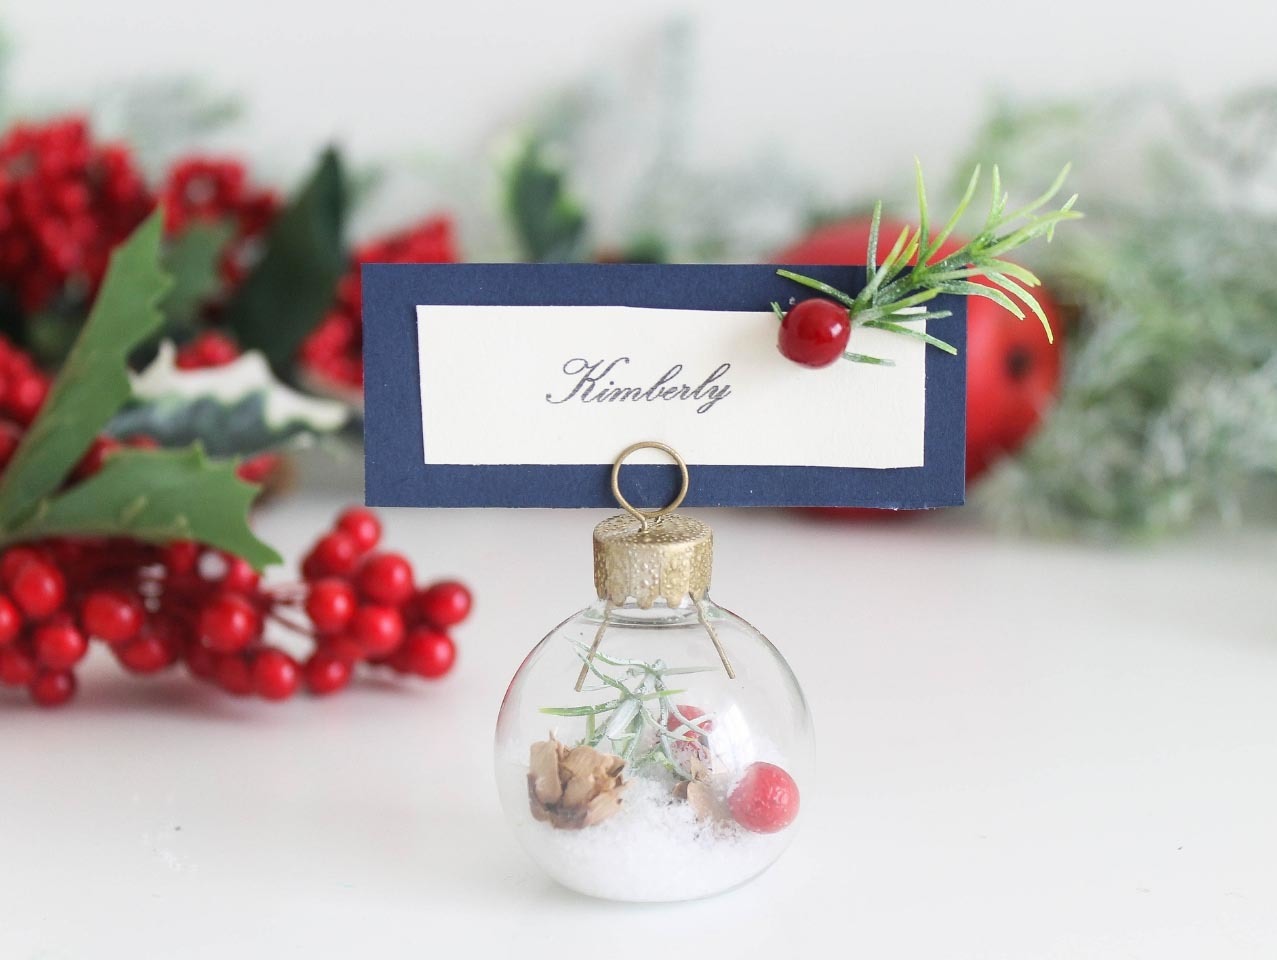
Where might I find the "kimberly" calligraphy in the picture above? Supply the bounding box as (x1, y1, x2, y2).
(545, 357, 732, 415)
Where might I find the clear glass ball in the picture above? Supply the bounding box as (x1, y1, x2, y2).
(495, 595, 813, 902)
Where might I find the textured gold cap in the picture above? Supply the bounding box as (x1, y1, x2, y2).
(592, 513, 712, 608)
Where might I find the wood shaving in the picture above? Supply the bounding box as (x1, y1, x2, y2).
(527, 734, 627, 830)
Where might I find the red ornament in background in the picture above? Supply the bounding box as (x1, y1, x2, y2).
(0, 117, 153, 312)
(774, 216, 1064, 484)
(298, 216, 458, 394)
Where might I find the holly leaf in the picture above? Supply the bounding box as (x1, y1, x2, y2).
(504, 137, 587, 262)
(162, 220, 234, 333)
(0, 211, 172, 530)
(4, 446, 281, 569)
(108, 340, 349, 456)
(224, 148, 347, 374)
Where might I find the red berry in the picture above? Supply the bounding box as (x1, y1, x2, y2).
(0, 546, 41, 585)
(316, 633, 366, 663)
(666, 704, 713, 740)
(0, 594, 20, 646)
(10, 559, 65, 619)
(777, 298, 851, 368)
(116, 632, 179, 674)
(213, 653, 254, 696)
(33, 619, 88, 669)
(308, 532, 359, 578)
(29, 669, 76, 707)
(176, 330, 240, 369)
(72, 435, 121, 480)
(0, 420, 23, 468)
(336, 507, 381, 552)
(162, 540, 201, 576)
(0, 646, 36, 686)
(350, 604, 404, 657)
(251, 648, 299, 701)
(397, 627, 455, 678)
(305, 578, 356, 633)
(185, 642, 217, 680)
(304, 651, 352, 695)
(218, 554, 260, 592)
(728, 762, 800, 834)
(198, 592, 260, 652)
(415, 581, 472, 628)
(80, 589, 143, 644)
(356, 552, 414, 606)
(8, 372, 49, 424)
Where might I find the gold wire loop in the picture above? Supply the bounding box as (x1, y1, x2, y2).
(610, 441, 689, 529)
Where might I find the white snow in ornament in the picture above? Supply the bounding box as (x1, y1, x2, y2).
(505, 772, 793, 902)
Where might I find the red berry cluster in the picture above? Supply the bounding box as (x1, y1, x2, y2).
(0, 117, 153, 312)
(160, 157, 278, 285)
(299, 216, 458, 391)
(0, 507, 470, 708)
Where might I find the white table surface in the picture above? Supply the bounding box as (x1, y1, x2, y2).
(2, 484, 1275, 959)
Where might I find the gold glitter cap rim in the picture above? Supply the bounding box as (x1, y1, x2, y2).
(592, 512, 713, 608)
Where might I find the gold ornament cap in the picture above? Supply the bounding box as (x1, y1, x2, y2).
(593, 442, 712, 608)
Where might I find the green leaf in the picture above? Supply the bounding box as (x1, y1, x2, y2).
(162, 221, 235, 334)
(3, 446, 281, 570)
(504, 137, 587, 262)
(108, 341, 349, 456)
(775, 269, 857, 309)
(861, 319, 958, 354)
(843, 351, 895, 366)
(0, 212, 172, 531)
(224, 148, 347, 373)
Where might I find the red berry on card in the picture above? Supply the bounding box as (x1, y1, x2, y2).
(777, 298, 851, 368)
(304, 652, 351, 695)
(199, 592, 260, 652)
(252, 648, 299, 701)
(81, 589, 143, 644)
(728, 761, 800, 833)
(416, 581, 471, 627)
(29, 669, 76, 707)
(336, 507, 381, 553)
(357, 552, 414, 606)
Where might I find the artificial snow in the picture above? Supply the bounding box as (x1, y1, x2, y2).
(506, 772, 794, 902)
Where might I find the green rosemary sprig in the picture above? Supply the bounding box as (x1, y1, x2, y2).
(777, 162, 1081, 363)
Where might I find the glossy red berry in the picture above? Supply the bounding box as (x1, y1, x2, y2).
(176, 330, 240, 369)
(116, 632, 179, 674)
(162, 540, 201, 576)
(33, 619, 88, 670)
(252, 648, 299, 701)
(8, 372, 49, 424)
(777, 298, 851, 368)
(336, 507, 381, 553)
(80, 589, 143, 644)
(29, 669, 76, 707)
(305, 578, 356, 633)
(218, 554, 260, 593)
(184, 642, 217, 680)
(303, 652, 352, 695)
(397, 627, 455, 679)
(0, 546, 41, 585)
(316, 633, 366, 663)
(356, 552, 414, 606)
(198, 592, 260, 652)
(10, 560, 65, 619)
(213, 653, 254, 696)
(0, 594, 20, 646)
(307, 532, 360, 578)
(72, 435, 121, 480)
(728, 761, 801, 833)
(0, 646, 36, 686)
(416, 581, 472, 628)
(351, 604, 404, 657)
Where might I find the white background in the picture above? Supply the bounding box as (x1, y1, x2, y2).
(2, 4, 1276, 958)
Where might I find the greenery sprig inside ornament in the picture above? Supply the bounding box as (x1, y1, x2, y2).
(773, 162, 1081, 367)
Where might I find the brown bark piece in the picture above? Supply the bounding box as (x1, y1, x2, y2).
(526, 735, 627, 830)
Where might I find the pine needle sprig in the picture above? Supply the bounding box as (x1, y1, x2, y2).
(776, 162, 1081, 363)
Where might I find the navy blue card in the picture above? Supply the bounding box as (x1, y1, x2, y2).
(362, 263, 965, 509)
